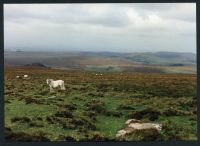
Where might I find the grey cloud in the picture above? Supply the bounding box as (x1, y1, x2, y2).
(4, 3, 196, 53)
(5, 4, 130, 27)
(130, 3, 196, 23)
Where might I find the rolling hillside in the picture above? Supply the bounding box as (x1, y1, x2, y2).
(4, 51, 196, 74)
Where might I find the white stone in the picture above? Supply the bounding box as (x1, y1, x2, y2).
(116, 130, 127, 138)
(116, 119, 162, 138)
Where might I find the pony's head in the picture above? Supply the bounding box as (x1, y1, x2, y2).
(46, 79, 53, 85)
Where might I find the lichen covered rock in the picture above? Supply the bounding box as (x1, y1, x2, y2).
(116, 119, 162, 140)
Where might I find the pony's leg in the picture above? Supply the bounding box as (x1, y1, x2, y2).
(50, 86, 54, 92)
(63, 84, 66, 90)
(61, 84, 66, 90)
(60, 85, 62, 90)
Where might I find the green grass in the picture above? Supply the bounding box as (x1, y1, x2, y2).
(5, 99, 57, 124)
(96, 115, 126, 138)
(4, 67, 197, 141)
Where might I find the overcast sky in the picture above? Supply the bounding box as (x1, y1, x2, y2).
(4, 3, 196, 53)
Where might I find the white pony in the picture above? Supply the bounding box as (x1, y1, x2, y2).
(46, 79, 66, 92)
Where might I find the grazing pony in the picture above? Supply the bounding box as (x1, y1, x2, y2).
(46, 79, 66, 92)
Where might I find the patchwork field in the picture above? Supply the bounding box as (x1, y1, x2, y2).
(4, 66, 197, 141)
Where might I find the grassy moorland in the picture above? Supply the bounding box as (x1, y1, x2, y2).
(4, 66, 197, 141)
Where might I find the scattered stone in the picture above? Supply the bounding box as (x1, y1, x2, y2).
(116, 129, 127, 138)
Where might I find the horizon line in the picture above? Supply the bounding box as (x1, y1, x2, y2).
(4, 50, 196, 54)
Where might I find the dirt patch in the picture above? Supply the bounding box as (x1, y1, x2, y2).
(105, 111, 123, 117)
(29, 122, 44, 127)
(127, 108, 161, 121)
(59, 103, 77, 111)
(5, 127, 50, 142)
(118, 104, 136, 110)
(11, 117, 31, 123)
(54, 109, 73, 118)
(24, 97, 45, 104)
(85, 100, 107, 114)
(84, 111, 97, 121)
(82, 133, 112, 141)
(163, 108, 192, 116)
(65, 136, 76, 141)
(71, 118, 96, 130)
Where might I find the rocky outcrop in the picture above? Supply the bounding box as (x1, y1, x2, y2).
(116, 119, 162, 138)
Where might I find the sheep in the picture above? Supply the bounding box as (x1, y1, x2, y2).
(22, 74, 31, 80)
(46, 79, 66, 92)
(16, 75, 20, 79)
(24, 75, 28, 78)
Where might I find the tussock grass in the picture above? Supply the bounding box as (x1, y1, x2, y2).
(4, 66, 197, 141)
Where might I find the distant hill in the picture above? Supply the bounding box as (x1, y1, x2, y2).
(78, 51, 196, 65)
(4, 51, 196, 74)
(120, 52, 196, 65)
(24, 63, 47, 68)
